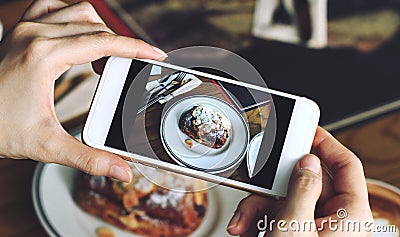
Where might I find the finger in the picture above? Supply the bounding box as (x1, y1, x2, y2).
(227, 195, 283, 236)
(43, 130, 132, 182)
(316, 167, 335, 212)
(47, 32, 167, 72)
(21, 0, 67, 21)
(32, 22, 114, 38)
(35, 1, 105, 24)
(277, 154, 322, 221)
(312, 127, 368, 198)
(312, 127, 356, 170)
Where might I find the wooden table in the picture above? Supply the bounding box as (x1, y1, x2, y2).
(335, 112, 400, 186)
(0, 1, 399, 236)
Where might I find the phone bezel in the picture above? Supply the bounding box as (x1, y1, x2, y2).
(83, 57, 320, 198)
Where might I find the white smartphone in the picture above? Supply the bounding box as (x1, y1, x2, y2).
(83, 57, 320, 198)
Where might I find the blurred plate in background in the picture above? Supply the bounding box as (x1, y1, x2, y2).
(32, 163, 248, 237)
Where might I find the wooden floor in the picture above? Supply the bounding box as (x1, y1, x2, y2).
(0, 0, 399, 236)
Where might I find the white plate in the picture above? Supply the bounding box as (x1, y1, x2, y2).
(0, 20, 3, 40)
(161, 96, 249, 174)
(32, 163, 248, 237)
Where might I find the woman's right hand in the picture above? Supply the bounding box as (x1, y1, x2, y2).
(227, 127, 374, 236)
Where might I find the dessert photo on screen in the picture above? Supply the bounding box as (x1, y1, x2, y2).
(105, 61, 286, 190)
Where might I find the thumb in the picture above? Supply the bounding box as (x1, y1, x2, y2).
(278, 154, 322, 221)
(44, 131, 132, 182)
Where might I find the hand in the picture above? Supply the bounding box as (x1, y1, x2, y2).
(0, 0, 167, 182)
(227, 127, 373, 236)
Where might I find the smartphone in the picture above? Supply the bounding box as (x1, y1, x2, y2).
(83, 57, 320, 197)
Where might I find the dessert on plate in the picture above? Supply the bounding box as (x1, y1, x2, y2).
(179, 104, 231, 149)
(74, 165, 208, 237)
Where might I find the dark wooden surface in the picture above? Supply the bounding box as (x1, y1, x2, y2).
(334, 112, 400, 186)
(0, 1, 399, 236)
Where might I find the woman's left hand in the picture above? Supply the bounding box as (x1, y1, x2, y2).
(0, 0, 167, 182)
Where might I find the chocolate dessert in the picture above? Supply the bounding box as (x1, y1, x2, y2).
(179, 105, 231, 149)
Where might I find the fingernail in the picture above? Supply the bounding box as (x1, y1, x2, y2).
(227, 211, 241, 230)
(152, 46, 168, 58)
(109, 165, 132, 182)
(300, 154, 321, 174)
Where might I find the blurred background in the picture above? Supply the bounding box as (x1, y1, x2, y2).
(0, 0, 399, 236)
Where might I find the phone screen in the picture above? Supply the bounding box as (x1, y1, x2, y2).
(105, 59, 295, 190)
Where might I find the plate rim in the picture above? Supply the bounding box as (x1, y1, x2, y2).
(32, 162, 61, 237)
(160, 95, 249, 173)
(32, 131, 83, 237)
